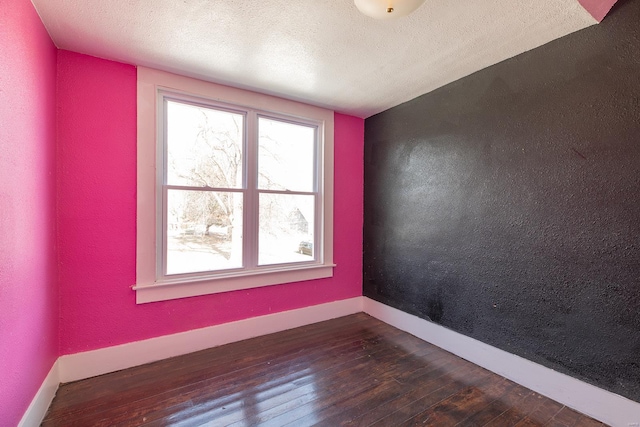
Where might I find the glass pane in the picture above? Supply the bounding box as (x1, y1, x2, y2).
(166, 189, 243, 275)
(258, 117, 315, 192)
(166, 100, 244, 189)
(259, 193, 315, 265)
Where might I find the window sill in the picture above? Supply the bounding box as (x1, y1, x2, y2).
(133, 263, 336, 304)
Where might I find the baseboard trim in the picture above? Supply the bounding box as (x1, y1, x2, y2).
(363, 297, 640, 427)
(18, 360, 59, 427)
(58, 297, 363, 383)
(29, 297, 639, 426)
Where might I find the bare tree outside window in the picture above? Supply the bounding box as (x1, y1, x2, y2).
(165, 101, 244, 275)
(164, 101, 317, 276)
(258, 117, 316, 265)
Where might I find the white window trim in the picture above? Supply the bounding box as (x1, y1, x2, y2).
(134, 67, 334, 304)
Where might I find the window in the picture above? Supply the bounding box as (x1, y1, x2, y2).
(135, 68, 334, 303)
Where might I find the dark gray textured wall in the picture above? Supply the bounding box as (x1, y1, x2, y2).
(363, 0, 640, 401)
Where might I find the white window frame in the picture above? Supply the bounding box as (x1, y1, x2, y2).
(134, 67, 334, 304)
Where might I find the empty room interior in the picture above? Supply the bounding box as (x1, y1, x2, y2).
(1, 0, 639, 425)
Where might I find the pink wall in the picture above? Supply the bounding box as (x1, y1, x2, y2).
(0, 0, 59, 424)
(57, 50, 364, 355)
(577, 0, 618, 21)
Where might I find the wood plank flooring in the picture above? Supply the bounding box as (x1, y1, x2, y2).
(42, 314, 606, 426)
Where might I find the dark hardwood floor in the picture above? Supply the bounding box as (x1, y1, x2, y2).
(42, 313, 606, 426)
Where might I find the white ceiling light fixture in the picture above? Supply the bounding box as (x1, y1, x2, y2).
(354, 0, 427, 19)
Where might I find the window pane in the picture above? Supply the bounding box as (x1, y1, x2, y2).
(166, 189, 243, 275)
(258, 118, 315, 192)
(259, 193, 315, 265)
(166, 100, 244, 189)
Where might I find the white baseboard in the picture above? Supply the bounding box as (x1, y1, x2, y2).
(58, 297, 363, 383)
(363, 297, 640, 427)
(18, 360, 60, 427)
(27, 297, 638, 427)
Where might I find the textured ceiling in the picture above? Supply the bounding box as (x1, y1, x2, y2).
(31, 0, 597, 117)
